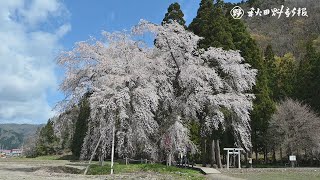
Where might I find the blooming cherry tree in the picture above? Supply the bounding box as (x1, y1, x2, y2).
(136, 21, 257, 150)
(57, 20, 257, 162)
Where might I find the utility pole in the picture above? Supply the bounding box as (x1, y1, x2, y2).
(111, 125, 115, 175)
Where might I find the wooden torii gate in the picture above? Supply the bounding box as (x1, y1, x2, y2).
(223, 148, 244, 169)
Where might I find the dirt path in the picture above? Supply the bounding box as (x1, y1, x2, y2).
(208, 174, 245, 180)
(0, 159, 105, 180)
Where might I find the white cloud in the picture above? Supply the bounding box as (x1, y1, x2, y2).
(0, 0, 70, 124)
(56, 23, 71, 38)
(23, 0, 60, 24)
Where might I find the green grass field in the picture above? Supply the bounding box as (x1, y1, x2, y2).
(87, 162, 205, 179)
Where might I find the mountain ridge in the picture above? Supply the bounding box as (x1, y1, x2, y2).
(0, 124, 44, 149)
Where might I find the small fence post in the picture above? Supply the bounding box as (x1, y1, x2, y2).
(125, 157, 128, 165)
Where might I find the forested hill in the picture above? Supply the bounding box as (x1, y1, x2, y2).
(0, 124, 43, 149)
(240, 0, 320, 59)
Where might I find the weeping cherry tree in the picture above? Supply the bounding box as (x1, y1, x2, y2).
(57, 20, 257, 163)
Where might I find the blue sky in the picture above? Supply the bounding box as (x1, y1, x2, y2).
(61, 0, 241, 49)
(0, 0, 240, 124)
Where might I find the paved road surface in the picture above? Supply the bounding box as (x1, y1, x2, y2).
(194, 166, 245, 180)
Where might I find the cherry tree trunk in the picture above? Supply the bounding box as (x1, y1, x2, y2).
(167, 152, 172, 166)
(249, 147, 253, 168)
(215, 139, 222, 168)
(211, 139, 216, 168)
(201, 138, 206, 167)
(99, 154, 104, 166)
(245, 151, 248, 167)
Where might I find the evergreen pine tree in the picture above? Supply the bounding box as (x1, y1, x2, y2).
(226, 10, 261, 66)
(188, 0, 213, 37)
(189, 1, 235, 165)
(296, 41, 320, 112)
(162, 2, 186, 27)
(188, 0, 276, 164)
(264, 45, 276, 73)
(264, 45, 277, 100)
(36, 120, 59, 155)
(189, 0, 234, 50)
(250, 70, 276, 161)
(71, 94, 90, 158)
(224, 5, 276, 158)
(246, 44, 276, 162)
(226, 8, 276, 159)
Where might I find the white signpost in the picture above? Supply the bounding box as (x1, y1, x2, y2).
(289, 155, 296, 161)
(289, 155, 296, 168)
(223, 148, 244, 169)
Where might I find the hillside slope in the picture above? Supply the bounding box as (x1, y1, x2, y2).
(241, 0, 320, 59)
(0, 124, 43, 149)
